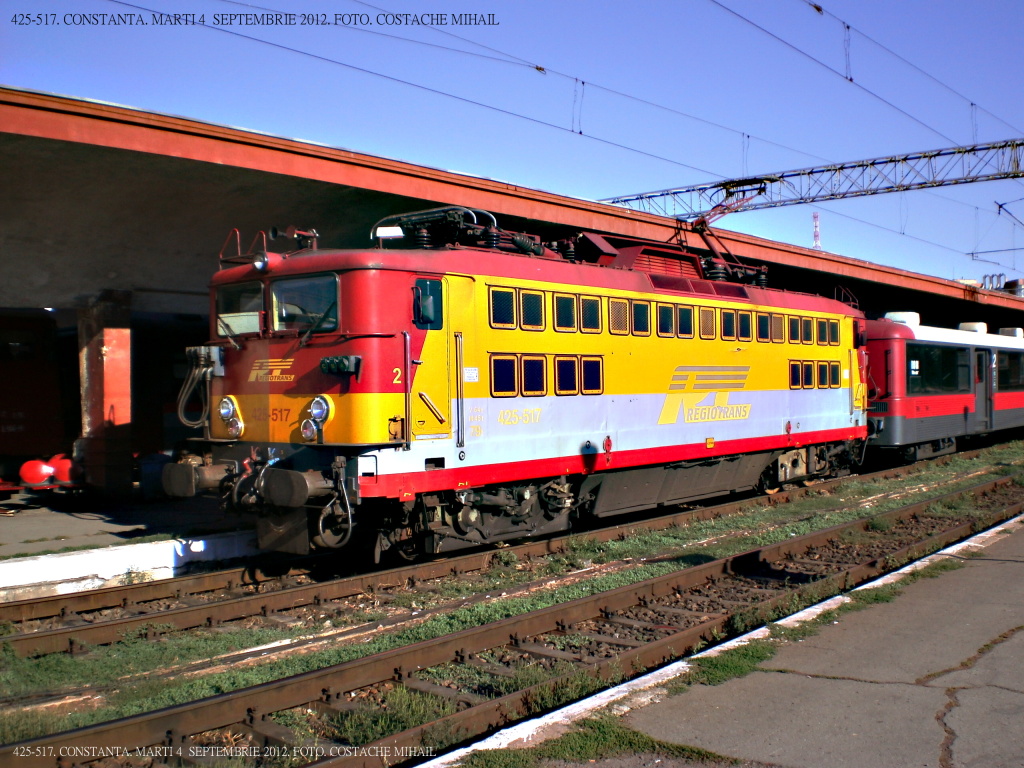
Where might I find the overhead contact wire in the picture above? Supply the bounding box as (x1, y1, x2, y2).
(107, 0, 723, 179)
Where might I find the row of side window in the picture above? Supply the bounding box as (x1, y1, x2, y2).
(488, 287, 841, 345)
(490, 354, 603, 397)
(789, 360, 842, 389)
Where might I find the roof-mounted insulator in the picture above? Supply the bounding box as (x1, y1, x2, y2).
(511, 234, 545, 256)
(270, 225, 318, 250)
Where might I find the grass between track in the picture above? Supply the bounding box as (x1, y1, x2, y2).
(456, 557, 969, 768)
(0, 443, 1020, 746)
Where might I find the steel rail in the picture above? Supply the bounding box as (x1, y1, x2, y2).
(0, 562, 305, 624)
(3, 474, 1020, 767)
(0, 450, 990, 657)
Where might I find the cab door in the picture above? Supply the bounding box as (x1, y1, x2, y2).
(410, 278, 451, 439)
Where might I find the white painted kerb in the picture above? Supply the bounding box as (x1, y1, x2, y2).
(0, 531, 259, 600)
(420, 513, 1024, 767)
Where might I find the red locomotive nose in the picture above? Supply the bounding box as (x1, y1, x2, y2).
(19, 458, 54, 486)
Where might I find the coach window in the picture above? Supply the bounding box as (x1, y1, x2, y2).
(738, 311, 752, 342)
(907, 344, 970, 394)
(828, 319, 840, 345)
(802, 317, 814, 345)
(490, 355, 518, 397)
(721, 309, 737, 340)
(555, 356, 580, 395)
(789, 361, 802, 389)
(699, 307, 716, 340)
(756, 312, 770, 342)
(271, 275, 338, 335)
(582, 356, 604, 394)
(489, 287, 516, 329)
(217, 281, 264, 336)
(581, 296, 602, 333)
(521, 356, 546, 396)
(632, 301, 651, 336)
(817, 362, 829, 389)
(816, 319, 829, 345)
(998, 352, 1024, 389)
(520, 290, 544, 331)
(802, 361, 814, 388)
(830, 361, 841, 388)
(554, 294, 578, 332)
(609, 299, 630, 335)
(789, 316, 801, 343)
(657, 304, 675, 337)
(678, 306, 695, 338)
(771, 314, 785, 343)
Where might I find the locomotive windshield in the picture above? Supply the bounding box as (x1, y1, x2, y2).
(216, 281, 263, 337)
(270, 274, 338, 335)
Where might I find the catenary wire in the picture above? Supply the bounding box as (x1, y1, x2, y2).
(106, 0, 723, 178)
(796, 0, 1024, 137)
(705, 0, 959, 145)
(104, 0, 1021, 270)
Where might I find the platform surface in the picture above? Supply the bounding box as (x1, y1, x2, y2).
(622, 519, 1024, 768)
(0, 490, 241, 559)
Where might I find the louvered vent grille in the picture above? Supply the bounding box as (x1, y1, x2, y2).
(633, 250, 702, 278)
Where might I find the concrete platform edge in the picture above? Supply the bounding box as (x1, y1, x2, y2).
(0, 531, 260, 600)
(419, 511, 1024, 768)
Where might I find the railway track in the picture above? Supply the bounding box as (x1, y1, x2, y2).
(3, 470, 1023, 768)
(0, 453, 991, 658)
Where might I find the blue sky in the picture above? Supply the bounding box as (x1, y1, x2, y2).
(4, 0, 1024, 282)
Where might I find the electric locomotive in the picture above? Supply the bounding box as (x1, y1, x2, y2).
(866, 312, 1024, 460)
(164, 207, 869, 558)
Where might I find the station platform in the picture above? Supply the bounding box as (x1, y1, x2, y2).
(619, 517, 1024, 768)
(0, 490, 242, 560)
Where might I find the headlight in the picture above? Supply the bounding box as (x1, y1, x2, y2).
(300, 419, 318, 441)
(218, 397, 236, 421)
(226, 417, 244, 438)
(309, 395, 331, 423)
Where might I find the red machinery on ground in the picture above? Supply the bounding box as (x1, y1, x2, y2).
(0, 310, 82, 500)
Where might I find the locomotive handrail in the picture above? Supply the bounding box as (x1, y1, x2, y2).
(402, 331, 412, 450)
(849, 349, 856, 416)
(455, 331, 465, 448)
(335, 332, 397, 340)
(369, 206, 498, 241)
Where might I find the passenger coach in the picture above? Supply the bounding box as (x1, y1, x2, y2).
(866, 312, 1024, 460)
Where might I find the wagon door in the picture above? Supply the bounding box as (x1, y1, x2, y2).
(410, 278, 451, 440)
(974, 348, 993, 432)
